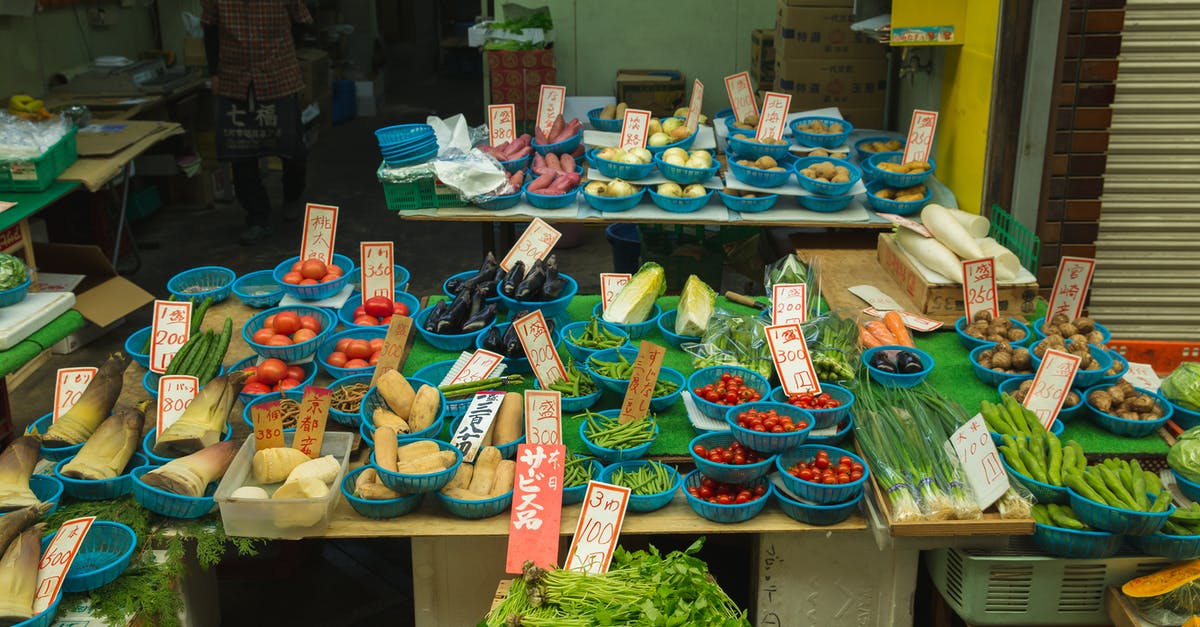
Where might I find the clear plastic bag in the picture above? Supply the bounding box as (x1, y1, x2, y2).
(805, 307, 864, 384)
(0, 112, 72, 161)
(764, 253, 823, 320)
(681, 309, 774, 382)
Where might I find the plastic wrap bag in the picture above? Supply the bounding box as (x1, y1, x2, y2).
(0, 113, 72, 161)
(764, 253, 823, 320)
(806, 308, 862, 384)
(997, 471, 1036, 519)
(682, 309, 773, 382)
(433, 148, 511, 201)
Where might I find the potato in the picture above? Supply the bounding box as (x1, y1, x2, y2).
(755, 156, 778, 169)
(1089, 390, 1114, 412)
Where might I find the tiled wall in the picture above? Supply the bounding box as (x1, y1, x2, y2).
(1038, 0, 1125, 294)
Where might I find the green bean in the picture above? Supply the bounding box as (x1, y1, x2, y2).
(563, 452, 598, 488)
(548, 359, 597, 398)
(568, 316, 626, 349)
(608, 461, 675, 495)
(586, 353, 678, 397)
(578, 411, 657, 450)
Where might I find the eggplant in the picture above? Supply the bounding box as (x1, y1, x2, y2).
(444, 277, 464, 294)
(423, 302, 447, 332)
(469, 286, 485, 316)
(897, 350, 924, 374)
(501, 319, 522, 357)
(463, 304, 498, 334)
(437, 291, 472, 334)
(544, 253, 558, 270)
(475, 280, 497, 300)
(501, 261, 525, 298)
(515, 259, 547, 301)
(869, 351, 897, 373)
(542, 265, 565, 300)
(480, 325, 504, 352)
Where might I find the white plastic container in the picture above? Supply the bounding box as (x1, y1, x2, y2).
(214, 432, 353, 539)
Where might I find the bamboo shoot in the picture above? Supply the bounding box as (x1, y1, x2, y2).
(43, 353, 128, 446)
(61, 401, 146, 481)
(0, 437, 41, 512)
(142, 439, 239, 497)
(153, 372, 244, 457)
(0, 524, 43, 626)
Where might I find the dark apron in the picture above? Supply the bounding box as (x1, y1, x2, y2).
(215, 86, 304, 161)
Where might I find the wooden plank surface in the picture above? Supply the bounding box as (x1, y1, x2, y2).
(1106, 586, 1152, 627)
(491, 580, 512, 612)
(791, 232, 924, 315)
(865, 461, 1035, 537)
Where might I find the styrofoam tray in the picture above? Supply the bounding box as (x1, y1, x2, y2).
(0, 291, 75, 350)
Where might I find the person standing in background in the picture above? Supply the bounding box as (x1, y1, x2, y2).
(202, 0, 312, 245)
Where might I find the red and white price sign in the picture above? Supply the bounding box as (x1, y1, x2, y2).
(293, 386, 331, 458)
(600, 273, 631, 312)
(34, 516, 95, 613)
(902, 109, 939, 164)
(565, 481, 631, 574)
(862, 308, 944, 332)
(53, 367, 96, 421)
(765, 323, 822, 396)
(359, 241, 394, 301)
(618, 108, 652, 150)
(875, 213, 932, 237)
(300, 203, 339, 264)
(450, 391, 506, 462)
(755, 92, 792, 141)
(252, 400, 285, 449)
(500, 217, 561, 272)
(156, 375, 198, 436)
(1125, 362, 1162, 393)
(148, 299, 192, 374)
(962, 258, 999, 321)
(944, 415, 1009, 509)
(505, 444, 566, 574)
(685, 79, 704, 131)
(771, 283, 808, 326)
(488, 104, 516, 147)
(618, 342, 667, 424)
(1047, 257, 1096, 322)
(524, 390, 562, 445)
(514, 310, 568, 389)
(724, 72, 758, 125)
(1023, 349, 1082, 429)
(535, 85, 567, 137)
(446, 349, 504, 385)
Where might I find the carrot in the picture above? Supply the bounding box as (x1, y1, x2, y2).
(860, 329, 884, 349)
(864, 321, 898, 346)
(882, 311, 914, 347)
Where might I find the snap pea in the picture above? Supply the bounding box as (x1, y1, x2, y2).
(1018, 448, 1048, 484)
(1100, 466, 1138, 509)
(1066, 473, 1106, 504)
(1047, 434, 1063, 486)
(1047, 504, 1086, 530)
(1169, 502, 1200, 523)
(579, 411, 657, 450)
(563, 452, 599, 488)
(548, 359, 597, 398)
(568, 316, 626, 349)
(1067, 440, 1087, 471)
(1083, 468, 1131, 509)
(1031, 504, 1052, 526)
(1151, 491, 1172, 513)
(587, 354, 679, 397)
(608, 461, 675, 495)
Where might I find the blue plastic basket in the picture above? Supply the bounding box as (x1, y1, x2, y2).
(1030, 317, 1113, 344)
(854, 136, 906, 162)
(789, 117, 853, 149)
(272, 254, 355, 301)
(1173, 469, 1200, 502)
(231, 270, 285, 308)
(124, 326, 152, 368)
(955, 316, 1032, 351)
(653, 153, 720, 185)
(649, 368, 684, 412)
(807, 414, 854, 446)
(436, 488, 513, 519)
(599, 461, 681, 513)
(727, 135, 793, 161)
(687, 366, 772, 421)
(499, 153, 532, 174)
(775, 445, 868, 505)
(1100, 350, 1129, 386)
(26, 414, 82, 462)
(496, 273, 578, 319)
(375, 123, 434, 146)
(40, 521, 136, 593)
(647, 187, 713, 213)
(683, 470, 772, 524)
(579, 411, 658, 464)
(863, 180, 932, 216)
(317, 327, 388, 378)
(449, 416, 524, 459)
(475, 322, 560, 375)
(1084, 384, 1173, 437)
(358, 379, 446, 442)
(338, 291, 421, 330)
(167, 266, 236, 303)
(476, 189, 523, 211)
(559, 320, 629, 363)
(793, 156, 862, 196)
(383, 144, 438, 167)
(589, 149, 655, 180)
(241, 388, 304, 432)
(990, 419, 1063, 447)
(1067, 487, 1172, 535)
(230, 356, 317, 406)
(141, 428, 232, 466)
(241, 305, 336, 362)
(442, 270, 503, 304)
(592, 302, 661, 341)
(532, 131, 582, 156)
(522, 181, 579, 210)
(582, 188, 645, 213)
(724, 402, 815, 454)
(726, 158, 793, 188)
(717, 190, 779, 213)
(1030, 341, 1114, 389)
(414, 306, 496, 351)
(586, 107, 623, 132)
(0, 275, 31, 307)
(969, 345, 1035, 387)
(655, 310, 700, 350)
(358, 412, 446, 448)
(767, 384, 854, 429)
(53, 453, 148, 501)
(533, 379, 601, 413)
(1131, 531, 1200, 560)
(562, 457, 605, 505)
(862, 345, 934, 388)
(775, 484, 863, 526)
(1, 474, 64, 517)
(327, 373, 375, 427)
(722, 116, 755, 138)
(340, 467, 423, 519)
(688, 432, 775, 484)
(411, 360, 475, 420)
(349, 264, 412, 294)
(798, 193, 854, 213)
(1031, 522, 1122, 559)
(585, 347, 640, 395)
(1172, 401, 1200, 430)
(646, 127, 696, 156)
(865, 151, 936, 187)
(1001, 455, 1068, 504)
(372, 440, 462, 493)
(130, 465, 217, 519)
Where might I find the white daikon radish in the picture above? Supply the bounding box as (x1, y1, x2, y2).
(948, 208, 990, 238)
(977, 237, 1020, 281)
(896, 229, 963, 282)
(921, 204, 985, 260)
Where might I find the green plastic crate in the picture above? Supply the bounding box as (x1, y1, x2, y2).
(380, 174, 465, 211)
(985, 205, 1040, 274)
(0, 127, 78, 192)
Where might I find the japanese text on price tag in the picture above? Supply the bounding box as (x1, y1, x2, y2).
(618, 108, 652, 150)
(618, 342, 666, 424)
(962, 258, 999, 321)
(944, 415, 1009, 509)
(450, 391, 506, 462)
(488, 104, 516, 146)
(446, 349, 504, 385)
(1023, 349, 1082, 429)
(514, 310, 568, 388)
(724, 72, 758, 126)
(156, 375, 198, 436)
(500, 218, 561, 272)
(875, 213, 932, 237)
(524, 390, 562, 445)
(252, 400, 285, 449)
(1047, 257, 1096, 322)
(685, 80, 704, 130)
(772, 283, 808, 326)
(359, 241, 394, 301)
(1125, 362, 1162, 392)
(370, 315, 415, 386)
(765, 323, 822, 396)
(293, 386, 330, 458)
(149, 299, 192, 374)
(536, 85, 566, 137)
(600, 273, 630, 312)
(53, 367, 96, 421)
(756, 92, 792, 141)
(33, 517, 95, 614)
(300, 203, 339, 264)
(862, 308, 944, 332)
(903, 109, 939, 164)
(565, 481, 630, 574)
(506, 444, 566, 574)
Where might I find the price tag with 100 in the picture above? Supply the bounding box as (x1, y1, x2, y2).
(565, 481, 631, 574)
(944, 414, 1010, 509)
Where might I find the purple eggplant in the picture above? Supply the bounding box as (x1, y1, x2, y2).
(515, 259, 546, 301)
(501, 261, 525, 298)
(462, 303, 498, 333)
(423, 301, 447, 332)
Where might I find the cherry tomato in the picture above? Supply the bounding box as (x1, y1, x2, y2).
(285, 366, 306, 381)
(272, 312, 301, 335)
(363, 296, 394, 319)
(257, 358, 287, 385)
(326, 351, 348, 368)
(345, 339, 372, 360)
(301, 259, 327, 280)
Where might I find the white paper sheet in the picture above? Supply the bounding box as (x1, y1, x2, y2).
(586, 169, 724, 189)
(577, 198, 733, 222)
(723, 171, 868, 197)
(732, 198, 873, 223)
(584, 125, 716, 151)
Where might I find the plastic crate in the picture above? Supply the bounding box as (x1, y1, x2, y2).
(985, 205, 1040, 274)
(637, 224, 756, 291)
(379, 171, 465, 211)
(926, 537, 1169, 626)
(1106, 339, 1200, 374)
(0, 127, 77, 192)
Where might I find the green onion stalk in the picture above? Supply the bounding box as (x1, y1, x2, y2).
(898, 387, 982, 520)
(852, 387, 922, 522)
(855, 384, 952, 520)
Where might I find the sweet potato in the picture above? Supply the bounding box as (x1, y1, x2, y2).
(490, 460, 516, 497)
(559, 153, 575, 172)
(509, 170, 524, 187)
(532, 153, 546, 171)
(527, 173, 556, 193)
(549, 114, 565, 141)
(545, 153, 561, 171)
(545, 176, 574, 195)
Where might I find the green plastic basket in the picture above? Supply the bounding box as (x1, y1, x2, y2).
(985, 205, 1040, 274)
(379, 168, 465, 211)
(0, 127, 78, 192)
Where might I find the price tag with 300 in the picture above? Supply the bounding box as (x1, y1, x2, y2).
(524, 390, 562, 445)
(764, 323, 822, 397)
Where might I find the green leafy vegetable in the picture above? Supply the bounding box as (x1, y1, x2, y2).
(603, 262, 665, 325)
(0, 254, 27, 290)
(675, 274, 716, 337)
(1162, 363, 1200, 411)
(1169, 426, 1200, 484)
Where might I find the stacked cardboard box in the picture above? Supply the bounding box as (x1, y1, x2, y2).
(615, 69, 685, 118)
(487, 49, 555, 122)
(750, 30, 775, 92)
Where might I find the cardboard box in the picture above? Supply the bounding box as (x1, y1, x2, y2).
(487, 49, 556, 122)
(773, 57, 888, 110)
(615, 69, 685, 118)
(183, 36, 207, 68)
(296, 48, 331, 106)
(775, 2, 885, 59)
(751, 29, 775, 82)
(876, 234, 1039, 323)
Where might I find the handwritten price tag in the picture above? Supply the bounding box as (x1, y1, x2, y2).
(500, 218, 561, 272)
(524, 390, 562, 445)
(600, 273, 631, 312)
(252, 400, 285, 449)
(489, 104, 516, 147)
(618, 108, 652, 150)
(618, 341, 667, 424)
(450, 391, 506, 462)
(862, 308, 944, 332)
(293, 386, 331, 458)
(506, 444, 566, 574)
(685, 79, 704, 131)
(848, 285, 903, 312)
(724, 72, 758, 125)
(1023, 349, 1082, 429)
(771, 283, 808, 326)
(536, 85, 567, 137)
(370, 315, 415, 387)
(1125, 362, 1162, 393)
(53, 367, 96, 421)
(962, 258, 999, 321)
(446, 349, 504, 385)
(156, 375, 198, 436)
(359, 241, 394, 302)
(300, 203, 339, 264)
(33, 517, 95, 614)
(148, 299, 192, 374)
(756, 92, 792, 141)
(765, 323, 822, 397)
(944, 415, 1009, 509)
(902, 109, 939, 164)
(514, 310, 568, 389)
(875, 213, 932, 237)
(565, 481, 631, 574)
(1047, 257, 1096, 322)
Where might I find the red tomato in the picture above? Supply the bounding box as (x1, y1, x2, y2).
(353, 306, 367, 318)
(282, 271, 303, 285)
(393, 302, 410, 316)
(363, 296, 393, 318)
(326, 351, 348, 368)
(251, 328, 277, 344)
(345, 339, 372, 360)
(299, 315, 321, 332)
(368, 338, 384, 351)
(344, 358, 369, 369)
(326, 264, 344, 277)
(267, 335, 292, 346)
(335, 338, 352, 353)
(299, 278, 318, 285)
(272, 312, 301, 335)
(353, 315, 378, 326)
(290, 261, 304, 272)
(242, 382, 272, 395)
(257, 358, 287, 385)
(264, 314, 276, 327)
(292, 328, 317, 344)
(277, 378, 302, 391)
(285, 366, 306, 381)
(320, 273, 339, 283)
(380, 316, 392, 325)
(368, 353, 379, 366)
(301, 259, 328, 280)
